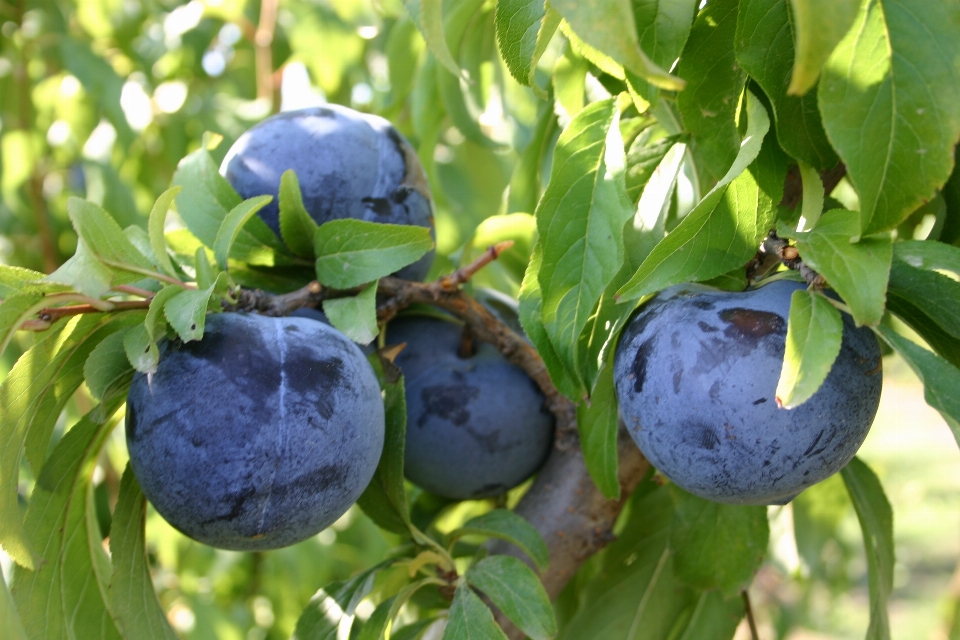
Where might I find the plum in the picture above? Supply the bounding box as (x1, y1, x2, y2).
(220, 104, 435, 280)
(613, 280, 882, 505)
(125, 312, 385, 550)
(386, 315, 554, 500)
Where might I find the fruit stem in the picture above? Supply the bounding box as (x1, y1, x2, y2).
(742, 590, 760, 640)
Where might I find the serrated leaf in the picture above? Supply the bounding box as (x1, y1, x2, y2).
(626, 0, 698, 105)
(735, 0, 839, 170)
(536, 99, 634, 382)
(356, 357, 410, 536)
(279, 170, 319, 258)
(818, 0, 960, 235)
(10, 401, 124, 640)
(443, 582, 509, 640)
(314, 220, 433, 289)
(145, 286, 181, 340)
(322, 283, 379, 345)
(163, 286, 215, 342)
(67, 197, 154, 272)
(841, 457, 894, 640)
(0, 294, 47, 359)
(292, 563, 389, 640)
(449, 509, 549, 571)
(44, 240, 116, 298)
(0, 266, 68, 299)
(675, 0, 746, 188)
(109, 466, 178, 640)
(775, 289, 843, 409)
(888, 259, 960, 339)
(518, 244, 584, 400)
(404, 0, 463, 77)
(668, 485, 769, 596)
(148, 187, 181, 277)
(465, 556, 556, 640)
(123, 323, 159, 373)
(172, 146, 279, 263)
(787, 0, 860, 95)
(617, 91, 786, 301)
(788, 209, 892, 326)
(84, 328, 134, 402)
(213, 195, 273, 269)
(877, 325, 960, 446)
(577, 363, 620, 500)
(550, 0, 684, 90)
(495, 0, 559, 87)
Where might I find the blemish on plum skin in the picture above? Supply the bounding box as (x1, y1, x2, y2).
(718, 308, 785, 342)
(753, 398, 767, 405)
(632, 338, 654, 393)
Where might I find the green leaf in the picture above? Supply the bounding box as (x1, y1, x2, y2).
(735, 0, 839, 170)
(145, 286, 181, 340)
(888, 259, 960, 339)
(449, 509, 549, 571)
(617, 91, 786, 301)
(508, 106, 559, 215)
(818, 0, 960, 235)
(536, 99, 634, 382)
(885, 295, 960, 370)
(0, 266, 68, 299)
(465, 556, 556, 640)
(443, 582, 509, 640)
(0, 572, 27, 640)
(356, 357, 411, 536)
(550, 0, 684, 90)
(354, 578, 439, 640)
(83, 327, 134, 402)
(518, 244, 584, 400)
(788, 209, 892, 326)
(495, 0, 559, 87)
(437, 65, 501, 150)
(787, 0, 860, 95)
(292, 563, 388, 640)
(625, 134, 678, 204)
(11, 401, 124, 640)
(322, 283, 379, 345)
(213, 195, 274, 269)
(122, 323, 159, 374)
(314, 220, 433, 289)
(876, 325, 960, 445)
(392, 619, 439, 640)
(775, 289, 843, 409)
(172, 146, 279, 263)
(0, 294, 47, 358)
(675, 0, 746, 188)
(892, 239, 960, 276)
(626, 0, 698, 104)
(44, 240, 116, 298)
(147, 187, 181, 277)
(279, 170, 319, 258)
(668, 486, 769, 596)
(109, 466, 178, 640)
(841, 457, 894, 640)
(67, 197, 154, 272)
(577, 363, 620, 499)
(163, 286, 216, 342)
(404, 0, 464, 77)
(797, 161, 825, 229)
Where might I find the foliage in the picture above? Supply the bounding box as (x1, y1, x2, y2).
(1, 0, 959, 638)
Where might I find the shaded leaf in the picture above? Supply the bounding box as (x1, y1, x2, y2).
(787, 0, 860, 95)
(625, 134, 678, 204)
(67, 197, 153, 272)
(83, 328, 134, 402)
(626, 0, 698, 104)
(892, 239, 960, 276)
(818, 0, 960, 234)
(775, 289, 843, 409)
(443, 582, 508, 640)
(0, 266, 68, 299)
(44, 240, 116, 298)
(466, 556, 556, 640)
(147, 187, 181, 277)
(122, 323, 159, 374)
(841, 457, 894, 640)
(888, 259, 960, 339)
(214, 195, 274, 269)
(322, 283, 379, 345)
(314, 220, 433, 289)
(292, 563, 389, 640)
(0, 573, 27, 640)
(404, 0, 463, 77)
(109, 466, 178, 640)
(449, 509, 549, 571)
(495, 0, 559, 86)
(279, 170, 319, 258)
(577, 363, 620, 499)
(885, 294, 960, 370)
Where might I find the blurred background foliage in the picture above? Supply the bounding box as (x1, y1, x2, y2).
(0, 0, 958, 638)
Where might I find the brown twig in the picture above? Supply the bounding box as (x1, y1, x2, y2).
(229, 280, 341, 315)
(112, 285, 156, 298)
(743, 590, 760, 640)
(758, 231, 825, 288)
(35, 299, 151, 323)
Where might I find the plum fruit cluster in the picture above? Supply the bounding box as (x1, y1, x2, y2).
(614, 280, 883, 505)
(386, 314, 555, 500)
(126, 313, 385, 550)
(220, 104, 436, 280)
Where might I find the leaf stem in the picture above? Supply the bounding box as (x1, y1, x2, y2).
(742, 590, 760, 640)
(98, 259, 193, 288)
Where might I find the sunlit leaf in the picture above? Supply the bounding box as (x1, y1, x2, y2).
(322, 283, 379, 345)
(213, 195, 273, 269)
(465, 556, 556, 640)
(314, 220, 433, 289)
(787, 0, 860, 95)
(443, 582, 509, 640)
(279, 170, 319, 259)
(775, 289, 843, 409)
(147, 187, 181, 277)
(449, 509, 549, 571)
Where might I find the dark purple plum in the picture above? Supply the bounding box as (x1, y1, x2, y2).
(386, 315, 554, 500)
(125, 312, 384, 550)
(613, 280, 882, 505)
(220, 104, 435, 280)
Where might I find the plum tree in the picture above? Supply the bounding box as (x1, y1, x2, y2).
(386, 314, 554, 500)
(125, 312, 385, 550)
(220, 104, 435, 280)
(613, 280, 883, 506)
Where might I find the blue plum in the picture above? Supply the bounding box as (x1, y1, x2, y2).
(613, 280, 882, 505)
(125, 312, 385, 550)
(220, 104, 435, 280)
(386, 315, 555, 499)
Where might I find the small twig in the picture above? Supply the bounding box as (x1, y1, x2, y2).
(32, 300, 151, 324)
(441, 241, 515, 290)
(112, 285, 156, 298)
(743, 590, 760, 640)
(759, 231, 825, 288)
(229, 280, 341, 316)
